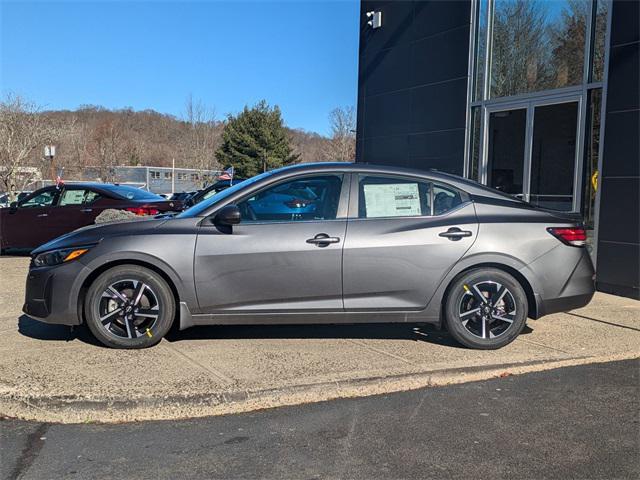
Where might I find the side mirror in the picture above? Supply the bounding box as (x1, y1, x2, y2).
(9, 201, 18, 211)
(213, 204, 241, 226)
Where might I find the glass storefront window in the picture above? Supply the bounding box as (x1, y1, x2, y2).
(592, 0, 609, 82)
(489, 0, 589, 98)
(473, 0, 489, 100)
(469, 107, 481, 181)
(583, 88, 602, 229)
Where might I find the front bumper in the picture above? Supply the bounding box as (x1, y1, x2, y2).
(22, 259, 91, 326)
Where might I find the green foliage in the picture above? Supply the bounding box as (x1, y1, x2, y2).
(215, 100, 300, 178)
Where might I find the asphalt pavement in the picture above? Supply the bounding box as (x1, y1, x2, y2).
(2, 359, 638, 480)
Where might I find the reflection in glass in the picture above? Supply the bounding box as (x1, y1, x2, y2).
(490, 0, 589, 98)
(529, 102, 579, 211)
(583, 89, 602, 228)
(487, 109, 526, 195)
(592, 0, 609, 82)
(473, 0, 489, 100)
(469, 107, 481, 181)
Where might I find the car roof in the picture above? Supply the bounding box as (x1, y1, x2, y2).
(268, 162, 524, 202)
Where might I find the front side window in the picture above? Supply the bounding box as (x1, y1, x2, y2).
(358, 175, 431, 219)
(20, 190, 57, 208)
(237, 174, 343, 223)
(59, 189, 101, 206)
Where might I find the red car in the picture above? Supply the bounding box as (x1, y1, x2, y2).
(0, 183, 181, 253)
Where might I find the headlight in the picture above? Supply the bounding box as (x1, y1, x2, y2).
(32, 246, 93, 267)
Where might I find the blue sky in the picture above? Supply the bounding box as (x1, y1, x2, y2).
(0, 0, 360, 135)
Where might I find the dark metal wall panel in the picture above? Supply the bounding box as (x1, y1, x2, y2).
(596, 0, 640, 299)
(356, 0, 472, 174)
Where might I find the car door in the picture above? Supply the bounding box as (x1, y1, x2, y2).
(46, 187, 103, 240)
(2, 188, 60, 250)
(342, 174, 478, 311)
(194, 173, 349, 313)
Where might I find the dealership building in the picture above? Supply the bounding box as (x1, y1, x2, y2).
(355, 0, 639, 298)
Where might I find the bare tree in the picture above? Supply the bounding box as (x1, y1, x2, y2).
(184, 94, 219, 179)
(323, 106, 356, 162)
(90, 117, 123, 182)
(0, 94, 60, 198)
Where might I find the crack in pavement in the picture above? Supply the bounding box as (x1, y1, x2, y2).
(566, 312, 640, 332)
(6, 422, 49, 480)
(347, 339, 414, 365)
(160, 342, 236, 385)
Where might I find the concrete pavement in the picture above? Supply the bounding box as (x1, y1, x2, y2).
(0, 257, 638, 423)
(2, 360, 638, 480)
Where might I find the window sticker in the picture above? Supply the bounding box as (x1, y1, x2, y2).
(61, 190, 86, 205)
(363, 183, 421, 218)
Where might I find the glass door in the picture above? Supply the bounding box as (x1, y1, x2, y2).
(529, 101, 580, 211)
(481, 96, 582, 212)
(486, 107, 527, 198)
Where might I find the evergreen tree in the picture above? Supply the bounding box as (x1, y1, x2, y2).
(215, 100, 300, 178)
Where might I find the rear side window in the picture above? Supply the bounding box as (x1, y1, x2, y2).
(59, 189, 101, 206)
(358, 175, 431, 219)
(433, 184, 463, 215)
(357, 175, 465, 218)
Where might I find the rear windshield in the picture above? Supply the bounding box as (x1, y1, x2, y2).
(108, 185, 164, 201)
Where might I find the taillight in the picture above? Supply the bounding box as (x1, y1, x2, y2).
(126, 206, 160, 216)
(547, 227, 587, 247)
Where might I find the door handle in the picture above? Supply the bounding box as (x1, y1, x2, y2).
(36, 213, 48, 218)
(439, 227, 472, 241)
(306, 233, 340, 247)
(81, 208, 93, 213)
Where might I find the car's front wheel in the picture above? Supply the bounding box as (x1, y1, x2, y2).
(445, 268, 528, 349)
(84, 265, 175, 349)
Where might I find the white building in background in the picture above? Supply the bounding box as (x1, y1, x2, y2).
(113, 166, 221, 194)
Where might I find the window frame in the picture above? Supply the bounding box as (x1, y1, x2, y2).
(231, 172, 351, 226)
(348, 173, 471, 221)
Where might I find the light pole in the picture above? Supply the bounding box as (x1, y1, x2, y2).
(44, 145, 57, 186)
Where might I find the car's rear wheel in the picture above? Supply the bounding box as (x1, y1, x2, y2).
(445, 268, 527, 349)
(84, 265, 175, 349)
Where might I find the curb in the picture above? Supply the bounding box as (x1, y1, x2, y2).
(2, 352, 638, 424)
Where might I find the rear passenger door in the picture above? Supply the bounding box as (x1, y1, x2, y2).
(47, 187, 103, 239)
(342, 174, 478, 311)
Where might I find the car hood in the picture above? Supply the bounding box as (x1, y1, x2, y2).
(32, 217, 168, 254)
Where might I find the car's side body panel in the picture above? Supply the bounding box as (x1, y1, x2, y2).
(194, 220, 347, 312)
(342, 203, 478, 310)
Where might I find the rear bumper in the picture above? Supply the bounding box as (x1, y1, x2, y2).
(22, 260, 90, 326)
(533, 248, 596, 318)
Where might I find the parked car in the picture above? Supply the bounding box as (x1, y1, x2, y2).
(22, 162, 595, 349)
(183, 179, 246, 208)
(169, 191, 195, 202)
(0, 183, 181, 253)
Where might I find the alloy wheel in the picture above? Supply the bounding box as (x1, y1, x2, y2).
(458, 281, 517, 339)
(98, 279, 160, 340)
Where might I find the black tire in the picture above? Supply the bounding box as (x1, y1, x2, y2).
(84, 265, 175, 349)
(445, 268, 527, 350)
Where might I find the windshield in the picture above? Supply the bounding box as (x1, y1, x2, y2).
(177, 171, 274, 217)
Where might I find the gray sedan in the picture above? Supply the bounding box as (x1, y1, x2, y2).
(23, 163, 595, 349)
